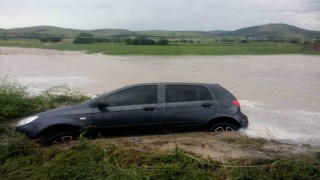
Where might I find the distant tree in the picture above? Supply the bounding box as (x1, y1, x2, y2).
(103, 38, 111, 43)
(73, 33, 94, 44)
(39, 36, 63, 43)
(2, 33, 9, 41)
(146, 39, 156, 45)
(125, 38, 134, 45)
(127, 36, 156, 45)
(47, 36, 63, 42)
(2, 37, 10, 41)
(125, 36, 169, 45)
(303, 40, 310, 45)
(94, 37, 104, 43)
(39, 37, 48, 43)
(111, 38, 123, 43)
(289, 39, 299, 44)
(158, 38, 169, 45)
(133, 36, 146, 45)
(180, 39, 188, 43)
(240, 40, 249, 44)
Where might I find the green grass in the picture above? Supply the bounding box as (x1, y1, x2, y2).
(1, 135, 319, 180)
(1, 40, 319, 55)
(0, 76, 90, 121)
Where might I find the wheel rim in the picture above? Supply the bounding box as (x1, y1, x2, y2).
(214, 126, 235, 132)
(52, 135, 74, 145)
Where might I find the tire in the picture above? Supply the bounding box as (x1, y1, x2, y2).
(43, 131, 78, 146)
(209, 123, 239, 132)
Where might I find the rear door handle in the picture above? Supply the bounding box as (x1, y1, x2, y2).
(143, 106, 155, 111)
(201, 102, 213, 108)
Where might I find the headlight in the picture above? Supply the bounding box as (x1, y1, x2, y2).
(17, 116, 38, 127)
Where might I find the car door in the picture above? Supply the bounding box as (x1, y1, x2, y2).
(162, 84, 219, 131)
(91, 85, 162, 134)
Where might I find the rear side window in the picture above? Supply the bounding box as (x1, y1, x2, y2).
(211, 85, 236, 102)
(165, 85, 212, 103)
(105, 85, 157, 107)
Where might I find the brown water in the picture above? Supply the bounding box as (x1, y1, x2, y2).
(1, 47, 320, 144)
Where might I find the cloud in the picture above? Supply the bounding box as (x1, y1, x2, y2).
(0, 0, 319, 31)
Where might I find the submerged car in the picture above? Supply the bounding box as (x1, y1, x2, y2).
(16, 83, 248, 145)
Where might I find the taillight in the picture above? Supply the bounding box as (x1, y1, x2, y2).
(232, 100, 240, 107)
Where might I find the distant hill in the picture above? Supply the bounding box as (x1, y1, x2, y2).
(222, 23, 320, 39)
(0, 23, 319, 39)
(0, 26, 136, 38)
(207, 30, 231, 35)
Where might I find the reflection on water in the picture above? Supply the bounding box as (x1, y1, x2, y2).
(1, 47, 320, 144)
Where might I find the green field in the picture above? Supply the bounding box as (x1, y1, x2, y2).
(1, 40, 319, 55)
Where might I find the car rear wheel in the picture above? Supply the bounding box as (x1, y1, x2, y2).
(209, 123, 239, 132)
(43, 131, 78, 146)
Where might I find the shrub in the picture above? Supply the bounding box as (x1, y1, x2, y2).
(158, 38, 169, 45)
(39, 37, 48, 43)
(73, 33, 94, 44)
(47, 36, 63, 43)
(39, 36, 63, 43)
(94, 37, 104, 43)
(0, 77, 90, 121)
(0, 131, 36, 163)
(126, 37, 169, 45)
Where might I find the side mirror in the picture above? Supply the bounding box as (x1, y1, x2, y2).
(97, 100, 108, 108)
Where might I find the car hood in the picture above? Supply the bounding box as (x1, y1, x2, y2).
(38, 102, 92, 117)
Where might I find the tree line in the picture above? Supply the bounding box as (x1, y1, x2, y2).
(39, 36, 64, 43)
(36, 32, 169, 45)
(125, 37, 169, 45)
(73, 33, 169, 45)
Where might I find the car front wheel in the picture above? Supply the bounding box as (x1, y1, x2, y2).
(43, 131, 78, 146)
(209, 123, 239, 132)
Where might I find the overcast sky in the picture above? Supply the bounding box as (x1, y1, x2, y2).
(1, 0, 319, 31)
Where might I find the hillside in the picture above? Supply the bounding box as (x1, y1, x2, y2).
(223, 23, 320, 38)
(0, 26, 136, 38)
(0, 23, 319, 39)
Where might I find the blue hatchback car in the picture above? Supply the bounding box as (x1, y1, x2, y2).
(16, 83, 248, 145)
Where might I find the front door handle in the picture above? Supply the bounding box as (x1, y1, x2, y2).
(143, 106, 155, 111)
(201, 102, 213, 108)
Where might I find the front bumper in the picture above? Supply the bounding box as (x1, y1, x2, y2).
(15, 122, 43, 139)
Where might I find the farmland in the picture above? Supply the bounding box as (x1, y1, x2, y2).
(1, 23, 320, 55)
(0, 40, 317, 55)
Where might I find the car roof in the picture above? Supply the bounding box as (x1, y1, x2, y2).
(126, 82, 220, 86)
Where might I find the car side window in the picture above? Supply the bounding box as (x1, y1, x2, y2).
(104, 85, 157, 107)
(165, 85, 212, 103)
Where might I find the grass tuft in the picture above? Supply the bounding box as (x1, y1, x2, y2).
(0, 76, 90, 121)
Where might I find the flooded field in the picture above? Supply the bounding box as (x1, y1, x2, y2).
(1, 47, 320, 145)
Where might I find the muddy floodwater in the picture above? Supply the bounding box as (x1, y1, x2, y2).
(1, 47, 320, 145)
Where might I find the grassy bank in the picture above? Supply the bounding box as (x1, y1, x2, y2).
(1, 40, 319, 55)
(1, 78, 320, 179)
(0, 77, 90, 121)
(1, 135, 320, 180)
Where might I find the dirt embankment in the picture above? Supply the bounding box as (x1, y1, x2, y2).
(54, 132, 320, 162)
